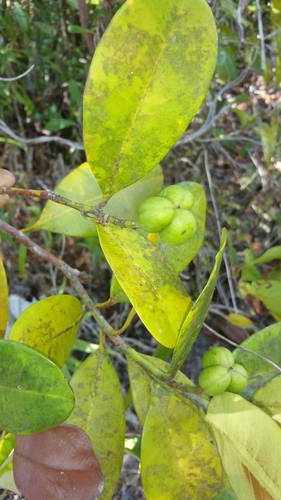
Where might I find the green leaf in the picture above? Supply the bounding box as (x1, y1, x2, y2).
(97, 224, 192, 348)
(0, 433, 14, 476)
(257, 114, 279, 166)
(127, 355, 195, 425)
(242, 246, 281, 267)
(159, 182, 206, 273)
(206, 392, 281, 500)
(8, 295, 83, 367)
(233, 322, 281, 397)
(141, 383, 222, 499)
(44, 117, 76, 132)
(170, 229, 227, 374)
(83, 0, 218, 198)
(125, 436, 141, 460)
(110, 273, 130, 304)
(14, 2, 29, 34)
(67, 24, 93, 34)
(240, 280, 281, 318)
(251, 374, 281, 424)
(214, 489, 237, 500)
(28, 163, 162, 238)
(0, 340, 74, 434)
(67, 346, 125, 500)
(0, 256, 8, 339)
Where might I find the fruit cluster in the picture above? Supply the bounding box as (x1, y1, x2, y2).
(138, 185, 196, 246)
(198, 347, 248, 397)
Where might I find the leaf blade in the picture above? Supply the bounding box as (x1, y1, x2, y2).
(0, 340, 74, 434)
(97, 224, 192, 348)
(84, 0, 218, 197)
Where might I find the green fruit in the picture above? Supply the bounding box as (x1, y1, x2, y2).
(138, 197, 176, 233)
(199, 365, 232, 397)
(227, 363, 248, 393)
(159, 185, 194, 210)
(159, 209, 197, 246)
(202, 347, 234, 369)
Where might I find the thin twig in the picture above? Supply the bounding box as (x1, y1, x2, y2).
(177, 68, 250, 145)
(236, 0, 245, 45)
(204, 322, 281, 373)
(0, 119, 84, 150)
(255, 0, 266, 71)
(2, 186, 140, 229)
(0, 64, 35, 82)
(204, 149, 238, 312)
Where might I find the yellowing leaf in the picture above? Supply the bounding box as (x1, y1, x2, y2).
(141, 383, 222, 499)
(206, 392, 281, 500)
(0, 255, 8, 338)
(251, 374, 281, 424)
(68, 346, 125, 500)
(170, 229, 227, 374)
(28, 163, 102, 237)
(97, 224, 192, 348)
(84, 0, 217, 197)
(9, 295, 83, 367)
(127, 356, 194, 425)
(228, 313, 253, 327)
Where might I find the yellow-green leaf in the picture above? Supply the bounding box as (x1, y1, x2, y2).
(27, 163, 102, 237)
(105, 164, 163, 221)
(170, 229, 227, 374)
(97, 224, 192, 348)
(141, 383, 222, 499)
(159, 182, 206, 273)
(206, 392, 281, 500)
(0, 433, 14, 476)
(233, 322, 281, 397)
(251, 374, 281, 424)
(67, 346, 125, 500)
(9, 295, 83, 367)
(127, 355, 195, 425)
(84, 0, 218, 198)
(240, 280, 281, 318)
(228, 313, 253, 327)
(0, 255, 8, 338)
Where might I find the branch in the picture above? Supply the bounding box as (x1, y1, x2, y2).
(203, 149, 238, 313)
(78, 0, 94, 54)
(255, 0, 266, 71)
(0, 64, 35, 82)
(0, 119, 84, 150)
(2, 186, 140, 229)
(176, 68, 251, 145)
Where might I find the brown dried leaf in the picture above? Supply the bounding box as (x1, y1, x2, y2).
(13, 424, 104, 500)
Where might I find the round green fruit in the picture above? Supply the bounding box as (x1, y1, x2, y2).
(227, 363, 248, 393)
(159, 185, 194, 210)
(159, 209, 197, 246)
(202, 347, 234, 370)
(199, 365, 232, 397)
(138, 197, 176, 233)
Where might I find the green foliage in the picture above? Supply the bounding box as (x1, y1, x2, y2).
(1, 1, 281, 499)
